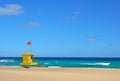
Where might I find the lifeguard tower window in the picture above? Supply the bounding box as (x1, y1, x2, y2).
(31, 56, 33, 59)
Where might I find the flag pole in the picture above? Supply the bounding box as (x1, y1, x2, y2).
(27, 41, 32, 53)
(30, 43, 32, 53)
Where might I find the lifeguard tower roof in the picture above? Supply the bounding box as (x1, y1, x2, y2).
(22, 53, 34, 56)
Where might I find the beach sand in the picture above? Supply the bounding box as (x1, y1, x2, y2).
(0, 67, 120, 81)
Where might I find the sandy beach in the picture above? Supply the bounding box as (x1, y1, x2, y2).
(0, 67, 120, 81)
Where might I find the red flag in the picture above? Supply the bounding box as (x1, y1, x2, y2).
(27, 41, 31, 46)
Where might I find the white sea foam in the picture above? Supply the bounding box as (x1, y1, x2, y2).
(55, 61, 58, 63)
(48, 66, 61, 68)
(0, 59, 15, 63)
(44, 62, 49, 65)
(81, 62, 111, 66)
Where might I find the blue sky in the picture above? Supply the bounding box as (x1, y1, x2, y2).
(0, 0, 120, 57)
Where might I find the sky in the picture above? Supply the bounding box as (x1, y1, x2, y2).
(0, 0, 120, 57)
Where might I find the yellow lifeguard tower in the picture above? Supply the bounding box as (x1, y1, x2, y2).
(21, 53, 40, 67)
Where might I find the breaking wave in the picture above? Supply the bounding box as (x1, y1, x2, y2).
(81, 62, 111, 66)
(44, 62, 49, 65)
(48, 66, 61, 68)
(0, 59, 15, 63)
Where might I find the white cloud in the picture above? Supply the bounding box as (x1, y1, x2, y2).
(60, 11, 80, 23)
(73, 11, 80, 15)
(21, 22, 43, 28)
(88, 34, 96, 41)
(0, 4, 24, 15)
(89, 38, 96, 41)
(63, 16, 76, 21)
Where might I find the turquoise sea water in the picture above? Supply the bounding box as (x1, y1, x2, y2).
(0, 57, 120, 68)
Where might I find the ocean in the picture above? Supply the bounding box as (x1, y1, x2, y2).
(0, 57, 120, 69)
